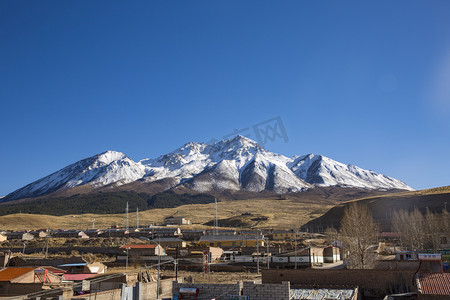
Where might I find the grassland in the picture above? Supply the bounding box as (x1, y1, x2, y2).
(0, 198, 332, 231)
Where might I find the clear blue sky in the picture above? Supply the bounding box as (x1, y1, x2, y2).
(1, 1, 450, 196)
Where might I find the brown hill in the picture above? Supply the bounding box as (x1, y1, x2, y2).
(301, 186, 450, 232)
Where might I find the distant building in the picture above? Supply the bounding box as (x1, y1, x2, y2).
(163, 216, 191, 225)
(52, 230, 88, 239)
(204, 229, 236, 236)
(439, 233, 450, 249)
(150, 227, 182, 239)
(181, 230, 205, 241)
(119, 244, 166, 257)
(198, 235, 264, 248)
(271, 230, 300, 241)
(0, 233, 7, 242)
(151, 237, 187, 248)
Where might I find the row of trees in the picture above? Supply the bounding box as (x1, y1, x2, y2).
(393, 208, 449, 251)
(335, 203, 449, 269)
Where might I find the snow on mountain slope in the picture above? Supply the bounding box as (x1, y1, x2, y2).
(2, 136, 413, 202)
(289, 154, 413, 190)
(141, 136, 310, 193)
(2, 151, 146, 202)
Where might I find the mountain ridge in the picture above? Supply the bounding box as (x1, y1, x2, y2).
(1, 136, 413, 202)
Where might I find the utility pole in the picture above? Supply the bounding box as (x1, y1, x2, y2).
(157, 237, 161, 300)
(136, 207, 139, 229)
(294, 229, 298, 269)
(125, 247, 130, 270)
(266, 238, 270, 269)
(125, 202, 129, 231)
(256, 230, 260, 274)
(214, 198, 218, 235)
(175, 245, 179, 281)
(92, 218, 96, 229)
(45, 236, 50, 259)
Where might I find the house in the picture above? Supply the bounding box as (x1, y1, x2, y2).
(99, 229, 129, 237)
(167, 247, 224, 262)
(204, 229, 236, 236)
(181, 230, 205, 241)
(117, 244, 167, 264)
(52, 230, 89, 239)
(415, 253, 450, 298)
(149, 227, 182, 239)
(396, 251, 418, 261)
(0, 267, 61, 297)
(5, 232, 26, 240)
(439, 233, 450, 249)
(416, 273, 450, 298)
(271, 230, 301, 241)
(58, 262, 107, 274)
(0, 233, 7, 242)
(5, 232, 35, 241)
(151, 237, 187, 248)
(323, 246, 341, 263)
(197, 235, 265, 248)
(163, 216, 191, 225)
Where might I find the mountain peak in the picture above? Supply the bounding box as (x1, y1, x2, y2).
(2, 139, 414, 202)
(96, 150, 127, 162)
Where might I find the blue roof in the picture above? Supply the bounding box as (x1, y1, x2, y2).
(58, 263, 88, 267)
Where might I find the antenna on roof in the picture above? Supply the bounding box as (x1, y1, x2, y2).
(125, 202, 129, 231)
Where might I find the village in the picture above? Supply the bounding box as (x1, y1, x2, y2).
(0, 214, 449, 299)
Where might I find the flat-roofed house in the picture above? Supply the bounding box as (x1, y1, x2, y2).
(164, 216, 191, 225)
(151, 238, 187, 248)
(0, 267, 61, 297)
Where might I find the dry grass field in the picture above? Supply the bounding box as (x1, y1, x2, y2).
(0, 198, 332, 231)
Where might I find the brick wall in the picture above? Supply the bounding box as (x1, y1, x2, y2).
(72, 288, 122, 300)
(173, 281, 241, 300)
(242, 281, 290, 300)
(262, 269, 416, 298)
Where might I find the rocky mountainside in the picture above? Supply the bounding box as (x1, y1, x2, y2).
(1, 136, 413, 202)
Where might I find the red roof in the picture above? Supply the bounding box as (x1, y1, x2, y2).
(417, 273, 450, 295)
(0, 267, 36, 282)
(62, 273, 97, 281)
(119, 244, 157, 249)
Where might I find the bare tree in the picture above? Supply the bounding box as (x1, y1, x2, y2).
(393, 208, 426, 251)
(325, 227, 339, 245)
(340, 203, 378, 269)
(425, 208, 441, 251)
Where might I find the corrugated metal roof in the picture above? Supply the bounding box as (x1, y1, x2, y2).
(119, 244, 157, 249)
(417, 273, 450, 295)
(0, 267, 36, 282)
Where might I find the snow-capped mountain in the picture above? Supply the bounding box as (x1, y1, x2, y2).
(2, 151, 146, 202)
(1, 136, 413, 202)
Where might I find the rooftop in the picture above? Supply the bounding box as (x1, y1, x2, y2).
(417, 273, 450, 295)
(0, 267, 36, 282)
(119, 244, 157, 249)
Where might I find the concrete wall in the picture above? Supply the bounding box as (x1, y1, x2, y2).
(173, 281, 242, 300)
(242, 281, 290, 300)
(73, 278, 175, 300)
